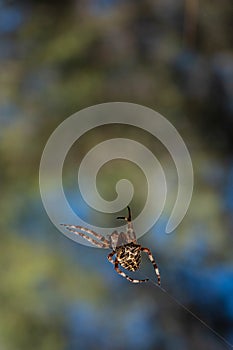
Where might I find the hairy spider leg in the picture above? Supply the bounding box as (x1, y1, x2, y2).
(61, 224, 109, 249)
(107, 251, 115, 264)
(141, 247, 161, 285)
(107, 251, 149, 283)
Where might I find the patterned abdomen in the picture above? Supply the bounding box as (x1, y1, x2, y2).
(116, 242, 141, 271)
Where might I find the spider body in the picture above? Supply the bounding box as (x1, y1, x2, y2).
(62, 206, 160, 285)
(115, 243, 142, 272)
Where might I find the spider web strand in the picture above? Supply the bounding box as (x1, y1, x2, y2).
(141, 274, 233, 349)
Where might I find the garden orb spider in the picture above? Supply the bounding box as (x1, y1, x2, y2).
(61, 206, 161, 285)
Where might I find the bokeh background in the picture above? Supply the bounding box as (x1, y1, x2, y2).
(1, 0, 233, 349)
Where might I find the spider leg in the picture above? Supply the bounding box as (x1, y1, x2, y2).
(114, 259, 149, 284)
(66, 225, 110, 244)
(141, 247, 161, 285)
(116, 206, 136, 243)
(61, 224, 109, 248)
(107, 251, 115, 265)
(117, 205, 131, 222)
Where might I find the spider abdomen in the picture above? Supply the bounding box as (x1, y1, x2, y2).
(116, 243, 142, 271)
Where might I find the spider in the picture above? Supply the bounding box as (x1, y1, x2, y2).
(61, 206, 160, 284)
